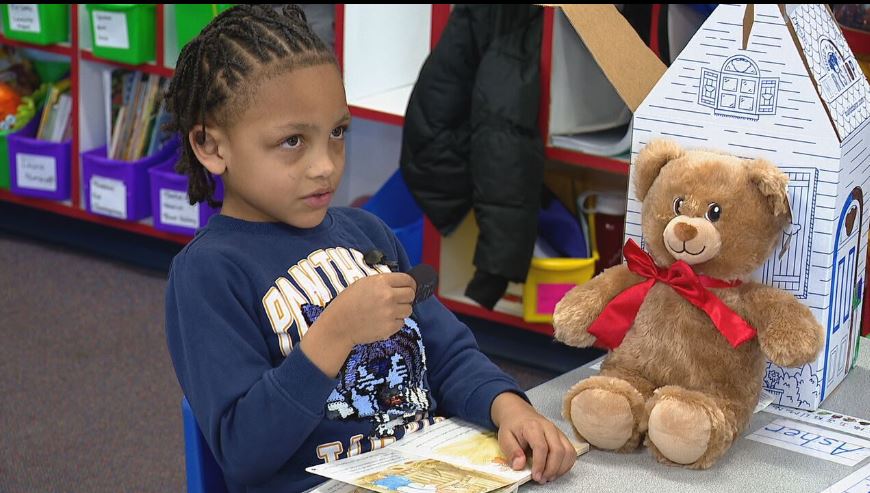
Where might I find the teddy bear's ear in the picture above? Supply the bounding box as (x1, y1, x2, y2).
(634, 140, 684, 201)
(746, 158, 791, 221)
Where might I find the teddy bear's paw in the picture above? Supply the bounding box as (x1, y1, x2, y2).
(552, 291, 603, 348)
(562, 376, 645, 452)
(645, 386, 735, 469)
(760, 319, 823, 368)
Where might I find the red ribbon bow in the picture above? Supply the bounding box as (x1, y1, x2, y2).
(587, 239, 756, 350)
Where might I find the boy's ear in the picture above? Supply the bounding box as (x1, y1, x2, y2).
(188, 125, 228, 176)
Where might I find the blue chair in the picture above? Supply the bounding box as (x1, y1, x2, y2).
(182, 396, 229, 493)
(361, 169, 424, 266)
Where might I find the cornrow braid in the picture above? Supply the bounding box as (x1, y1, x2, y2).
(165, 4, 336, 207)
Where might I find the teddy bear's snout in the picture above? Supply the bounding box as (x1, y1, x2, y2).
(663, 217, 721, 265)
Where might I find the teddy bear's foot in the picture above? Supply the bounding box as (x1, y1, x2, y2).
(562, 376, 646, 452)
(644, 386, 736, 469)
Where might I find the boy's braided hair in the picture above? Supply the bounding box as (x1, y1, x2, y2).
(165, 4, 336, 206)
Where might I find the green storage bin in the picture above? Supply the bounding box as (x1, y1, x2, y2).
(1, 4, 69, 45)
(86, 4, 155, 65)
(0, 128, 14, 188)
(0, 112, 39, 189)
(175, 4, 233, 51)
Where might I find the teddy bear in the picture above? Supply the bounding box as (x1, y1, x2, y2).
(553, 139, 824, 469)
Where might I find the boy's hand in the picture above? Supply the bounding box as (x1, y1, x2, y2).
(322, 272, 416, 347)
(301, 273, 415, 378)
(491, 392, 576, 484)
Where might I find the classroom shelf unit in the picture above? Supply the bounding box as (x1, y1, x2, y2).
(0, 4, 668, 336)
(6, 5, 865, 337)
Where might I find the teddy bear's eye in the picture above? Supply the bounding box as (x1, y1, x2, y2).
(706, 203, 722, 222)
(673, 197, 684, 216)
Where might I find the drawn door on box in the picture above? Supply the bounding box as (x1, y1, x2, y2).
(761, 169, 817, 298)
(824, 187, 864, 398)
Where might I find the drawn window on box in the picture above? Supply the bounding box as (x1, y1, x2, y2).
(760, 169, 818, 299)
(824, 187, 864, 393)
(698, 55, 779, 120)
(818, 38, 859, 102)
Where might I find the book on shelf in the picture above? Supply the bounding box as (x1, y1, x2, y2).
(35, 79, 72, 143)
(103, 69, 168, 161)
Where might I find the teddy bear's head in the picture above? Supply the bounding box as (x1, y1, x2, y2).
(633, 139, 792, 280)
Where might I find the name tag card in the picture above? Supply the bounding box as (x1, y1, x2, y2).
(747, 418, 870, 466)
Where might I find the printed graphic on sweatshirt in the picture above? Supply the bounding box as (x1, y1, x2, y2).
(300, 303, 431, 438)
(261, 247, 432, 438)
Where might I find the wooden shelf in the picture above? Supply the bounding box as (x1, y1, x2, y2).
(81, 51, 174, 78)
(0, 190, 192, 244)
(0, 35, 74, 56)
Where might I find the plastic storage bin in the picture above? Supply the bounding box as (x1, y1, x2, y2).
(86, 4, 155, 65)
(523, 215, 600, 323)
(81, 141, 178, 221)
(361, 169, 423, 266)
(149, 160, 223, 235)
(8, 133, 71, 200)
(1, 4, 69, 45)
(0, 111, 40, 189)
(175, 4, 233, 51)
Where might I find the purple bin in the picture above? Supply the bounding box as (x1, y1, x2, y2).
(148, 161, 223, 235)
(8, 133, 72, 201)
(81, 141, 179, 221)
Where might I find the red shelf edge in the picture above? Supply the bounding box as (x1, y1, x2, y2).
(545, 147, 630, 175)
(335, 4, 345, 70)
(0, 191, 192, 245)
(348, 105, 405, 127)
(80, 51, 175, 78)
(843, 26, 870, 57)
(71, 3, 80, 208)
(0, 35, 74, 56)
(439, 296, 554, 336)
(430, 5, 450, 49)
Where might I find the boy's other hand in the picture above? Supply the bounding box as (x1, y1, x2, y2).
(492, 392, 576, 484)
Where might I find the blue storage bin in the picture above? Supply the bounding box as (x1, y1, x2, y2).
(362, 169, 424, 266)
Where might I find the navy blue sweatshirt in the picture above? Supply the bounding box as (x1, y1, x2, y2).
(165, 208, 525, 493)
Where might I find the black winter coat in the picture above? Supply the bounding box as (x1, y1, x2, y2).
(400, 4, 544, 309)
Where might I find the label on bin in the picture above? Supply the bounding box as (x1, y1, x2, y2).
(92, 10, 129, 50)
(537, 283, 577, 315)
(90, 176, 127, 219)
(16, 153, 56, 191)
(8, 4, 40, 33)
(160, 189, 200, 229)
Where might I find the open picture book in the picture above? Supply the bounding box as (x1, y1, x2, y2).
(306, 418, 589, 493)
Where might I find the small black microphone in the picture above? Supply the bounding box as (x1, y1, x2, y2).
(407, 264, 438, 304)
(364, 249, 438, 304)
(363, 249, 399, 272)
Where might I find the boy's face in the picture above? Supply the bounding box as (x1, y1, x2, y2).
(215, 63, 349, 228)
